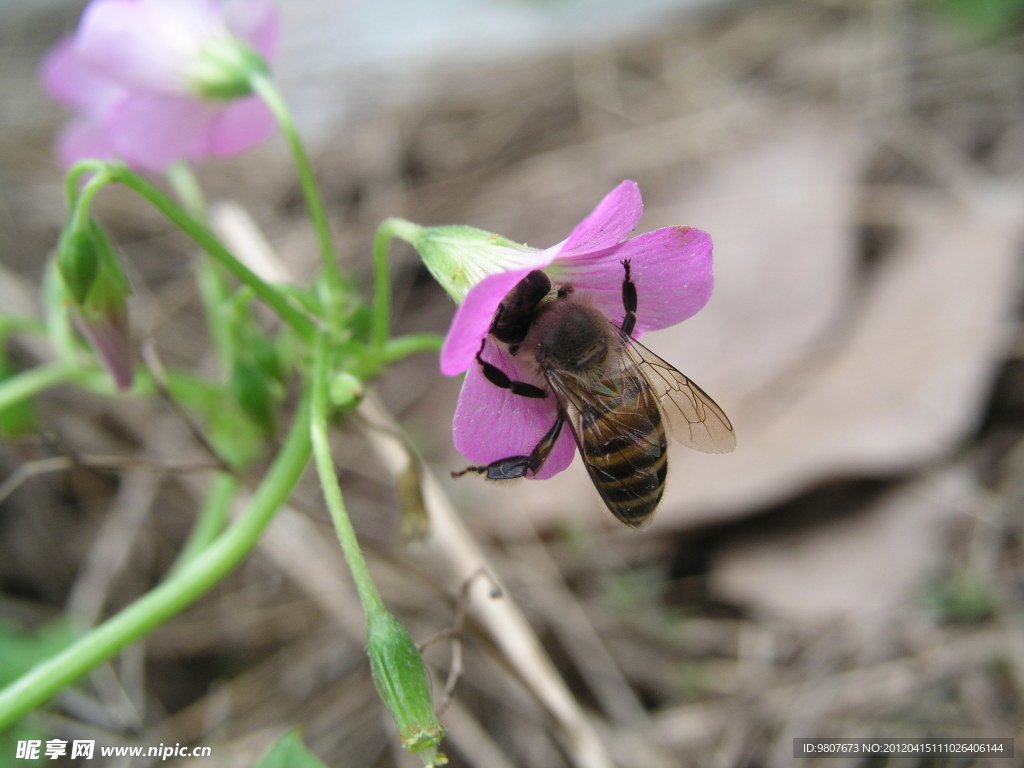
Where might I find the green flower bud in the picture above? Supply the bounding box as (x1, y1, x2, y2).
(328, 371, 365, 409)
(366, 609, 446, 765)
(190, 40, 269, 100)
(398, 222, 541, 304)
(59, 219, 134, 390)
(57, 222, 102, 305)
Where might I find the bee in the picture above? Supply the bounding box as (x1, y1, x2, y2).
(453, 260, 736, 528)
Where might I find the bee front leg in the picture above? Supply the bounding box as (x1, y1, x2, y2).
(475, 338, 546, 398)
(452, 412, 566, 481)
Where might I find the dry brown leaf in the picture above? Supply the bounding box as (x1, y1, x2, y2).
(708, 466, 974, 623)
(652, 177, 1022, 529)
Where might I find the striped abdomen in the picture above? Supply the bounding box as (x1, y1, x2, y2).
(575, 373, 668, 528)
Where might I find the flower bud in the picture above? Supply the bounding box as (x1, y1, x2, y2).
(328, 371, 364, 409)
(366, 609, 446, 765)
(58, 220, 133, 390)
(189, 40, 269, 101)
(56, 222, 102, 305)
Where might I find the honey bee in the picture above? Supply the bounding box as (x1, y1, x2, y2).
(453, 260, 736, 528)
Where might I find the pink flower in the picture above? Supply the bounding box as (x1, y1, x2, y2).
(40, 0, 279, 172)
(441, 180, 714, 479)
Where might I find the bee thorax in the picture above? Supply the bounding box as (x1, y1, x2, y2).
(531, 302, 609, 373)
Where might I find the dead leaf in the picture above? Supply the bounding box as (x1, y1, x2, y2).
(708, 466, 973, 623)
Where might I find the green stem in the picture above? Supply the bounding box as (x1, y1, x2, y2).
(170, 472, 239, 573)
(371, 218, 423, 354)
(166, 164, 238, 375)
(381, 333, 444, 364)
(0, 363, 83, 412)
(194, 255, 236, 374)
(0, 396, 312, 730)
(68, 171, 112, 234)
(63, 160, 108, 212)
(43, 261, 78, 362)
(166, 162, 208, 224)
(310, 331, 385, 620)
(248, 73, 343, 323)
(104, 165, 317, 341)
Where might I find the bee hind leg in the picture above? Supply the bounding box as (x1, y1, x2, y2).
(452, 412, 566, 481)
(451, 456, 533, 481)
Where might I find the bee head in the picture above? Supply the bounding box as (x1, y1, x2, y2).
(491, 270, 551, 345)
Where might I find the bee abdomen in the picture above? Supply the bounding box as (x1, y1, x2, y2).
(585, 425, 668, 526)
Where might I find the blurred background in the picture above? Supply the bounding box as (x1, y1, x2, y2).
(2, 0, 1022, 766)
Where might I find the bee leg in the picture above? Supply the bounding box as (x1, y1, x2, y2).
(475, 338, 546, 399)
(452, 412, 566, 481)
(620, 259, 638, 338)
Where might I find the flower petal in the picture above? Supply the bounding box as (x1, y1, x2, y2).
(440, 266, 533, 376)
(56, 114, 119, 168)
(76, 0, 230, 92)
(452, 346, 575, 480)
(552, 226, 714, 334)
(204, 96, 275, 155)
(75, 0, 185, 91)
(105, 92, 213, 171)
(75, 306, 133, 391)
(222, 0, 279, 58)
(41, 36, 125, 114)
(558, 180, 643, 258)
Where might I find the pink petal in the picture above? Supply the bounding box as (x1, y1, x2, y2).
(41, 36, 125, 114)
(76, 0, 232, 93)
(75, 306, 133, 391)
(452, 346, 576, 480)
(204, 96, 275, 155)
(75, 0, 184, 91)
(553, 226, 714, 334)
(441, 182, 646, 375)
(223, 0, 279, 58)
(56, 114, 119, 168)
(440, 266, 536, 376)
(558, 180, 643, 258)
(105, 92, 213, 171)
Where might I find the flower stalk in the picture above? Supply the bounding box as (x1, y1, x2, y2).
(311, 332, 445, 763)
(0, 394, 313, 730)
(248, 72, 344, 325)
(66, 161, 317, 342)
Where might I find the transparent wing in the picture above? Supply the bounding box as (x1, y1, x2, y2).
(619, 332, 736, 454)
(544, 365, 666, 528)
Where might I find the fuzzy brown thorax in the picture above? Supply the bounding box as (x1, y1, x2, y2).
(528, 298, 610, 375)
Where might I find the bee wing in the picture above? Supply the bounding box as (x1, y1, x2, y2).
(619, 332, 736, 454)
(545, 364, 667, 529)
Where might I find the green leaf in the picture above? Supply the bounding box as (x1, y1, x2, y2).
(0, 619, 76, 764)
(164, 370, 266, 468)
(0, 620, 77, 688)
(934, 0, 1024, 35)
(0, 352, 38, 437)
(254, 730, 329, 768)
